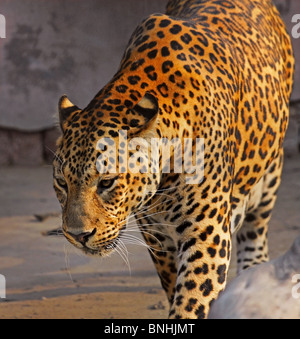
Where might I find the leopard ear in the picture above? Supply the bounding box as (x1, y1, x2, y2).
(58, 95, 80, 130)
(132, 92, 159, 124)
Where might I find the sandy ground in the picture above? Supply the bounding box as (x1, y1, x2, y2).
(0, 119, 299, 319)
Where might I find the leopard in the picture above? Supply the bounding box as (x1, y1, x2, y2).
(53, 0, 294, 319)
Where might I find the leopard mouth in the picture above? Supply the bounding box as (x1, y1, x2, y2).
(79, 238, 119, 257)
(62, 226, 120, 257)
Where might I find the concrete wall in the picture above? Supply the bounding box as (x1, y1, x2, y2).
(0, 0, 167, 131)
(0, 0, 299, 165)
(0, 0, 168, 165)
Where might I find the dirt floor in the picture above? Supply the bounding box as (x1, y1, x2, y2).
(0, 117, 299, 319)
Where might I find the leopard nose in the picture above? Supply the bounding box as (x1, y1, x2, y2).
(67, 228, 97, 245)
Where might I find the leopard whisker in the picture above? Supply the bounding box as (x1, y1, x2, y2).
(120, 222, 168, 252)
(126, 194, 168, 216)
(117, 200, 174, 228)
(125, 223, 174, 238)
(119, 233, 163, 259)
(128, 198, 174, 220)
(133, 210, 170, 224)
(114, 239, 131, 273)
(46, 145, 63, 165)
(63, 243, 76, 283)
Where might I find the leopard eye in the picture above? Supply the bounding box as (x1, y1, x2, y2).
(97, 178, 117, 194)
(56, 177, 68, 191)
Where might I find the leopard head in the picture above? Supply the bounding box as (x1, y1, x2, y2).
(53, 91, 161, 256)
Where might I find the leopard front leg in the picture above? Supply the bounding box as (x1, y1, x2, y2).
(169, 214, 232, 319)
(136, 217, 178, 305)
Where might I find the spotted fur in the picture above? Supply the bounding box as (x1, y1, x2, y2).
(53, 0, 294, 318)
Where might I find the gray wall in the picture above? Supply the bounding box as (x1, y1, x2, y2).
(0, 0, 168, 131)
